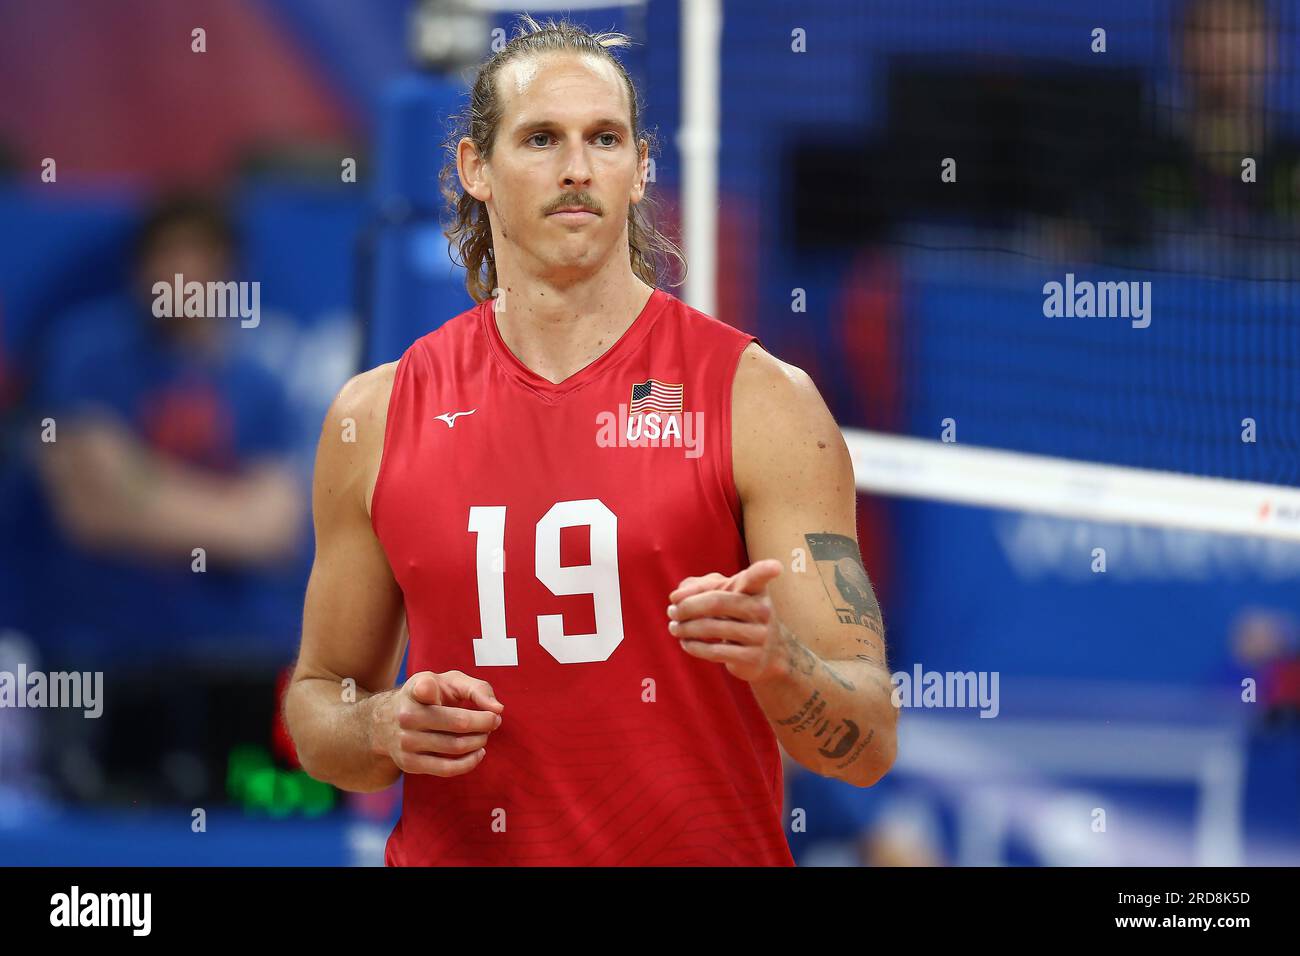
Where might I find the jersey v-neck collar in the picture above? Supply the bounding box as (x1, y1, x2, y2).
(481, 288, 668, 403)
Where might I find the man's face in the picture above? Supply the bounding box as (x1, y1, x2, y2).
(137, 224, 232, 348)
(460, 52, 648, 287)
(138, 224, 231, 295)
(1182, 0, 1274, 109)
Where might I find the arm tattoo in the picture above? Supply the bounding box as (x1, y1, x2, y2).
(781, 698, 878, 769)
(779, 624, 817, 677)
(832, 727, 875, 771)
(781, 623, 857, 691)
(771, 537, 884, 777)
(816, 717, 861, 760)
(776, 690, 826, 733)
(820, 659, 857, 692)
(805, 533, 886, 659)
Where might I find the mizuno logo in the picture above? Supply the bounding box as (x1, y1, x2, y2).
(435, 409, 477, 428)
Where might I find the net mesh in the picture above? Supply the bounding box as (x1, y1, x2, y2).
(760, 0, 1300, 487)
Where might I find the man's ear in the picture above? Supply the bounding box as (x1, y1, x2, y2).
(458, 137, 491, 203)
(631, 138, 650, 205)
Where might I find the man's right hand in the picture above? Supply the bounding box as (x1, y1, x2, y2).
(372, 670, 505, 778)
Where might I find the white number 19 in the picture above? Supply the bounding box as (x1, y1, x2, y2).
(468, 499, 625, 666)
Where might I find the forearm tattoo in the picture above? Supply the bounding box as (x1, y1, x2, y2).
(805, 532, 886, 667)
(820, 659, 857, 692)
(777, 689, 877, 771)
(776, 689, 825, 732)
(826, 724, 875, 771)
(769, 535, 886, 776)
(779, 624, 817, 678)
(779, 623, 856, 691)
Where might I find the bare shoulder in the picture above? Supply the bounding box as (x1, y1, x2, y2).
(731, 341, 850, 502)
(327, 362, 398, 428)
(733, 340, 819, 408)
(314, 362, 399, 517)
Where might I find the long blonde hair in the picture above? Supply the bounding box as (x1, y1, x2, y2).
(439, 13, 686, 303)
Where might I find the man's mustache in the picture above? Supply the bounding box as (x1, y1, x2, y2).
(546, 196, 603, 215)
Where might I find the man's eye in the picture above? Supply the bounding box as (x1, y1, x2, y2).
(528, 132, 619, 147)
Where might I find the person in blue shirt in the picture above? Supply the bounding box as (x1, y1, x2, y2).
(34, 194, 304, 669)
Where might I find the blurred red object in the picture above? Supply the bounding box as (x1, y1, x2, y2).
(271, 664, 301, 768)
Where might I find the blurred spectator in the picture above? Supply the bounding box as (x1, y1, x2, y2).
(1145, 0, 1300, 227)
(32, 193, 303, 659)
(1232, 607, 1300, 725)
(1230, 608, 1300, 847)
(27, 193, 304, 804)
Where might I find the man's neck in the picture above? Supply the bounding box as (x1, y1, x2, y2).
(490, 274, 656, 385)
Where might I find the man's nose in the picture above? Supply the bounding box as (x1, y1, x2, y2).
(560, 141, 593, 187)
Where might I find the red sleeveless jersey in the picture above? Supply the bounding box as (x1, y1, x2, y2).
(371, 288, 794, 866)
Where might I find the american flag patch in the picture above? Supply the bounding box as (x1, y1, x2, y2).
(629, 378, 684, 415)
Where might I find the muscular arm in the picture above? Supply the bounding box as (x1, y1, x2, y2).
(283, 363, 409, 792)
(731, 342, 897, 787)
